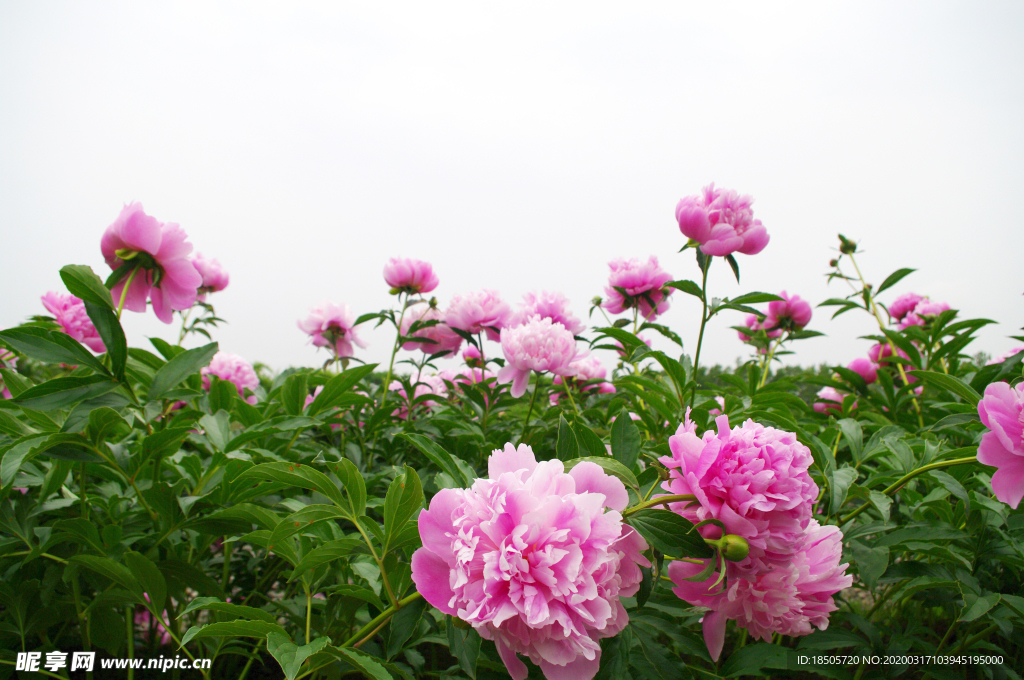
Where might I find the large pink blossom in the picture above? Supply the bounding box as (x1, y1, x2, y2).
(765, 291, 812, 331)
(201, 352, 259, 404)
(888, 292, 923, 322)
(40, 292, 106, 353)
(384, 257, 439, 294)
(400, 304, 463, 357)
(411, 443, 649, 680)
(298, 302, 367, 358)
(659, 412, 818, 577)
(497, 317, 579, 398)
(445, 290, 512, 342)
(601, 256, 674, 321)
(977, 381, 1024, 509)
(510, 291, 586, 336)
(676, 184, 770, 257)
(846, 357, 878, 384)
(100, 203, 203, 324)
(191, 253, 230, 297)
(669, 519, 851, 660)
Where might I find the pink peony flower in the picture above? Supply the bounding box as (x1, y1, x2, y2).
(101, 203, 203, 324)
(601, 256, 673, 321)
(1, 348, 17, 399)
(462, 345, 482, 366)
(201, 352, 259, 405)
(445, 290, 512, 342)
(988, 346, 1024, 365)
(669, 519, 851, 660)
(298, 302, 367, 359)
(659, 412, 819, 578)
(411, 443, 650, 680)
(913, 298, 950, 318)
(389, 371, 448, 419)
(40, 292, 106, 353)
(846, 357, 878, 384)
(400, 303, 463, 357)
(738, 313, 782, 344)
(510, 291, 586, 336)
(191, 253, 230, 297)
(765, 291, 812, 331)
(497, 317, 579, 398)
(813, 386, 848, 414)
(676, 183, 770, 257)
(708, 395, 727, 416)
(552, 355, 616, 402)
(977, 381, 1024, 508)
(888, 293, 923, 322)
(383, 257, 439, 294)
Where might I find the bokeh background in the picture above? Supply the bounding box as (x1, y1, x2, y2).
(2, 1, 1021, 373)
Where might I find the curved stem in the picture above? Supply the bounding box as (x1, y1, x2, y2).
(116, 265, 141, 320)
(378, 293, 409, 412)
(518, 374, 541, 445)
(757, 332, 787, 388)
(623, 493, 697, 517)
(689, 258, 711, 407)
(839, 455, 977, 524)
(340, 591, 423, 648)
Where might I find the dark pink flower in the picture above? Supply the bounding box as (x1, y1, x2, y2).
(40, 292, 106, 353)
(846, 357, 878, 384)
(383, 257, 439, 294)
(813, 387, 848, 414)
(510, 291, 586, 336)
(400, 304, 463, 357)
(298, 302, 367, 358)
(191, 253, 230, 297)
(201, 352, 259, 405)
(888, 293, 923, 322)
(765, 291, 812, 331)
(497, 317, 579, 398)
(676, 183, 769, 257)
(445, 290, 512, 342)
(601, 256, 673, 321)
(738, 313, 782, 344)
(977, 381, 1024, 508)
(411, 443, 649, 680)
(100, 203, 203, 324)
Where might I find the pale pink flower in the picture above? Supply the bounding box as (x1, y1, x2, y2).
(888, 292, 923, 322)
(846, 357, 878, 384)
(298, 302, 367, 358)
(411, 443, 649, 680)
(462, 345, 482, 366)
(987, 346, 1024, 365)
(400, 304, 463, 357)
(552, 355, 616, 403)
(445, 290, 512, 342)
(659, 412, 818, 577)
(201, 352, 259, 405)
(708, 395, 726, 416)
(913, 298, 950, 318)
(977, 381, 1024, 508)
(191, 253, 230, 297)
(101, 203, 203, 324)
(601, 256, 673, 321)
(40, 292, 106, 353)
(813, 386, 848, 414)
(497, 317, 579, 398)
(676, 183, 770, 257)
(765, 291, 812, 331)
(383, 257, 439, 294)
(669, 519, 851, 661)
(389, 371, 448, 419)
(510, 291, 586, 336)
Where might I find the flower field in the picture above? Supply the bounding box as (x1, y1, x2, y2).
(1, 187, 1022, 680)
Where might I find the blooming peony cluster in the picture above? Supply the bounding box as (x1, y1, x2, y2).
(412, 443, 650, 680)
(191, 253, 230, 298)
(888, 292, 923, 322)
(201, 352, 259, 404)
(298, 302, 367, 359)
(445, 290, 512, 342)
(659, 413, 850, 659)
(101, 203, 203, 324)
(675, 183, 770, 257)
(40, 292, 106, 353)
(888, 293, 953, 330)
(497, 317, 579, 398)
(384, 257, 439, 294)
(977, 381, 1024, 509)
(400, 303, 463, 357)
(510, 291, 586, 336)
(765, 291, 812, 331)
(601, 256, 674, 321)
(846, 357, 878, 384)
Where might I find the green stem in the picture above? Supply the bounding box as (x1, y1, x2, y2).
(934, 619, 958, 653)
(221, 540, 233, 595)
(340, 591, 423, 648)
(689, 258, 711, 407)
(623, 493, 696, 517)
(304, 582, 312, 646)
(757, 332, 786, 388)
(126, 605, 135, 680)
(378, 294, 409, 412)
(177, 306, 194, 345)
(955, 622, 998, 654)
(116, 265, 141, 320)
(518, 375, 541, 445)
(839, 455, 977, 524)
(562, 378, 580, 415)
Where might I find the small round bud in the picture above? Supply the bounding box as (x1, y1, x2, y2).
(720, 534, 750, 562)
(829, 259, 839, 267)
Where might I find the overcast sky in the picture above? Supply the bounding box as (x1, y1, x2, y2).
(1, 1, 1022, 376)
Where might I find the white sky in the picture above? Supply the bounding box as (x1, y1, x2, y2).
(2, 1, 1022, 375)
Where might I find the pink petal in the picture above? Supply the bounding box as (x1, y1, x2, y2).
(418, 490, 462, 559)
(569, 461, 629, 511)
(496, 640, 528, 680)
(410, 548, 457, 615)
(118, 204, 162, 255)
(702, 610, 727, 662)
(540, 655, 601, 680)
(488, 443, 538, 479)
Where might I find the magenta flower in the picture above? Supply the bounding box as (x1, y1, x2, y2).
(977, 381, 1024, 508)
(191, 253, 230, 298)
(737, 313, 782, 347)
(913, 298, 951, 318)
(510, 291, 586, 336)
(813, 386, 849, 414)
(659, 412, 819, 578)
(676, 183, 770, 257)
(445, 290, 512, 342)
(40, 292, 106, 353)
(497, 317, 579, 398)
(298, 302, 367, 359)
(601, 256, 674, 321)
(400, 304, 463, 357)
(669, 519, 851, 660)
(411, 443, 649, 680)
(765, 291, 812, 331)
(135, 593, 172, 646)
(201, 352, 259, 404)
(888, 292, 923, 322)
(846, 357, 878, 384)
(383, 257, 439, 294)
(100, 203, 203, 324)
(988, 346, 1024, 365)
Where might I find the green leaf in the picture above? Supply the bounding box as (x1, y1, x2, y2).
(334, 457, 368, 517)
(610, 413, 641, 470)
(836, 418, 863, 460)
(148, 342, 219, 401)
(123, 551, 167, 615)
(199, 411, 231, 452)
(960, 593, 1000, 622)
(868, 490, 892, 522)
(330, 647, 393, 680)
(180, 619, 288, 646)
(564, 457, 639, 490)
(14, 375, 119, 411)
(0, 327, 110, 375)
(52, 518, 106, 554)
(571, 421, 608, 458)
(725, 253, 740, 283)
(383, 467, 423, 554)
(386, 596, 426, 660)
(727, 292, 784, 306)
(236, 462, 350, 513)
(627, 508, 714, 559)
(850, 542, 888, 589)
(289, 539, 366, 582)
(908, 370, 981, 406)
(719, 643, 787, 677)
(830, 467, 859, 513)
(931, 470, 970, 517)
(307, 364, 377, 416)
(267, 633, 332, 680)
(84, 301, 127, 381)
(59, 264, 114, 309)
(69, 555, 144, 601)
(666, 279, 704, 300)
(282, 372, 309, 416)
(556, 414, 579, 462)
(876, 267, 916, 295)
(180, 597, 276, 624)
(446, 617, 481, 680)
(86, 407, 131, 445)
(400, 433, 474, 488)
(0, 368, 31, 398)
